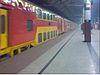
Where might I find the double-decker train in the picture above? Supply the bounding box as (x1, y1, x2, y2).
(0, 0, 75, 59)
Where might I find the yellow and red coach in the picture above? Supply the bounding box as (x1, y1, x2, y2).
(0, 0, 71, 59)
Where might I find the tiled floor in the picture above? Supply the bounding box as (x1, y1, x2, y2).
(43, 29, 98, 73)
(19, 29, 100, 74)
(91, 29, 99, 58)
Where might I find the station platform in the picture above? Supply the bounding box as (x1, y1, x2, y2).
(0, 28, 99, 74)
(19, 28, 99, 74)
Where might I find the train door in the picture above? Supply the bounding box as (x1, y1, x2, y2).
(0, 9, 8, 49)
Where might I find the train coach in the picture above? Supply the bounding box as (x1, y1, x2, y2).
(0, 0, 71, 59)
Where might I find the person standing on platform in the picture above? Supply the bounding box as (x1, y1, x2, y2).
(81, 20, 86, 34)
(81, 20, 92, 42)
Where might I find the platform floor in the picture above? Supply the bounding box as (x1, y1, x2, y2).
(19, 29, 100, 74)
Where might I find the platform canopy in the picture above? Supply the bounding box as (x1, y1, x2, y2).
(28, 0, 84, 24)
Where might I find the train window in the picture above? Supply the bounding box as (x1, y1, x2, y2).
(51, 31, 53, 38)
(0, 15, 5, 34)
(49, 15, 51, 20)
(56, 31, 57, 36)
(51, 15, 53, 20)
(55, 31, 56, 36)
(48, 32, 50, 39)
(54, 31, 55, 37)
(53, 15, 55, 21)
(37, 9, 42, 18)
(43, 32, 46, 41)
(52, 31, 54, 38)
(53, 31, 54, 37)
(38, 33, 42, 43)
(43, 13, 46, 19)
(47, 14, 49, 20)
(27, 20, 33, 31)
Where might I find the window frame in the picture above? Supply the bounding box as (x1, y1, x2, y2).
(27, 20, 33, 31)
(47, 14, 49, 20)
(43, 32, 46, 41)
(54, 31, 55, 37)
(48, 32, 50, 39)
(38, 33, 42, 43)
(37, 9, 42, 18)
(43, 13, 46, 19)
(51, 31, 53, 38)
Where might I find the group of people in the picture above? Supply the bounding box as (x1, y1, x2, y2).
(81, 20, 93, 42)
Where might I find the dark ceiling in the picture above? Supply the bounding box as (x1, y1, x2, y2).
(28, 0, 84, 24)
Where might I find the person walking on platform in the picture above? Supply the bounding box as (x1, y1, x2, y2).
(81, 20, 92, 42)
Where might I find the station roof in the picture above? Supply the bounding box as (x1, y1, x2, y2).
(28, 0, 84, 24)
